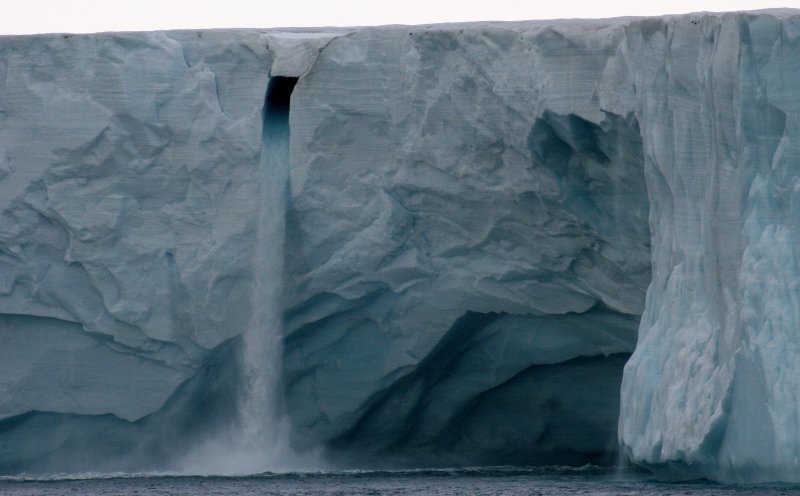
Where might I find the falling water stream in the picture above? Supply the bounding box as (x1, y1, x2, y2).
(238, 76, 299, 472)
(180, 76, 300, 475)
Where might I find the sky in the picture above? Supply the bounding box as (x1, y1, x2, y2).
(1, 0, 798, 35)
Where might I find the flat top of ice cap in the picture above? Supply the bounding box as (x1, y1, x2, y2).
(1, 9, 798, 43)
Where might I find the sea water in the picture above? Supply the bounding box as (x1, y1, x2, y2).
(2, 466, 799, 496)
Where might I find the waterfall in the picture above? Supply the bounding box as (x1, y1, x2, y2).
(179, 76, 300, 475)
(238, 75, 299, 472)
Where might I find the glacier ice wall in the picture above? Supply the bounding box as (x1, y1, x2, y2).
(1, 10, 800, 482)
(0, 30, 277, 473)
(283, 22, 650, 465)
(0, 22, 649, 472)
(617, 12, 800, 483)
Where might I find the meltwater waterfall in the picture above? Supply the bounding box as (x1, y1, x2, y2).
(178, 75, 300, 474)
(236, 76, 299, 472)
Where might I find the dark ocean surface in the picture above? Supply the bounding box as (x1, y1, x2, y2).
(2, 466, 799, 495)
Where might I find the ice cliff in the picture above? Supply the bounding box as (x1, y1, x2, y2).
(0, 9, 798, 483)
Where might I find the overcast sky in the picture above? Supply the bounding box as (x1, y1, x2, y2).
(2, 0, 797, 35)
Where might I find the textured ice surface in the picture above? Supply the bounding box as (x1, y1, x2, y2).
(617, 10, 800, 483)
(0, 30, 277, 473)
(283, 22, 649, 465)
(0, 23, 646, 473)
(1, 10, 799, 482)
